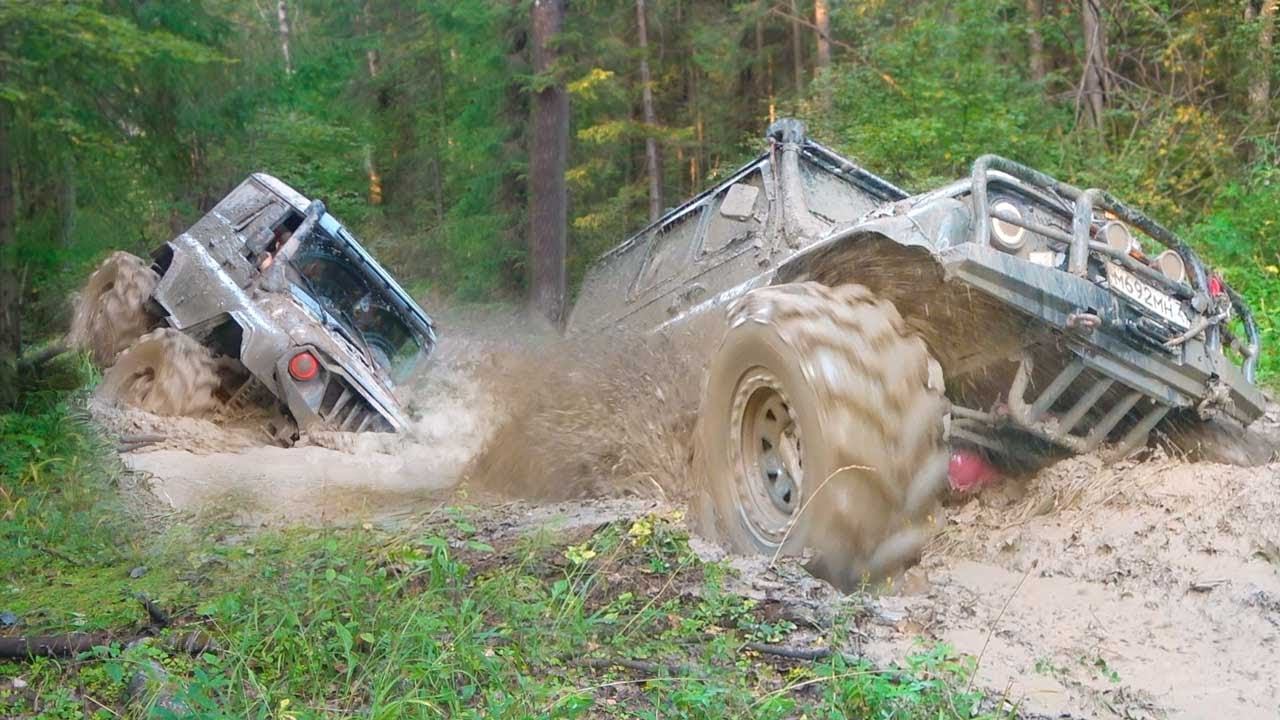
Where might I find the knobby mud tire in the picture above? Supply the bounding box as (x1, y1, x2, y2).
(68, 252, 160, 367)
(694, 282, 949, 591)
(98, 329, 222, 417)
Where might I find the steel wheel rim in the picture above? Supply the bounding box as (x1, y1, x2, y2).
(729, 368, 803, 547)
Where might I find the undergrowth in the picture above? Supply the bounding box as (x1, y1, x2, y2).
(0, 376, 1005, 718)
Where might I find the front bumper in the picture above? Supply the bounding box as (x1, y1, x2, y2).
(941, 242, 1265, 427)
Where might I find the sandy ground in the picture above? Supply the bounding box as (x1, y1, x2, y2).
(92, 314, 1280, 719)
(866, 453, 1280, 720)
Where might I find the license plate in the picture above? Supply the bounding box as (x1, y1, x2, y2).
(1106, 263, 1190, 329)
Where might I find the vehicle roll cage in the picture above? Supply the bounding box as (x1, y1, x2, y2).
(969, 155, 1259, 382)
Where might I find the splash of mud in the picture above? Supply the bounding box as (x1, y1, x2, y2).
(463, 329, 704, 502)
(111, 305, 518, 524)
(96, 328, 223, 417)
(68, 251, 160, 366)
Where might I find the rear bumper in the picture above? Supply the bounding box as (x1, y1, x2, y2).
(940, 243, 1265, 426)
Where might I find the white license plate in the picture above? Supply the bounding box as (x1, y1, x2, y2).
(1107, 263, 1190, 329)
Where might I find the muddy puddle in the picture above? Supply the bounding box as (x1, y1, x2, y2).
(91, 308, 1280, 719)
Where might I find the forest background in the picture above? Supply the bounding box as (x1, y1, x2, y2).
(2, 0, 1279, 386)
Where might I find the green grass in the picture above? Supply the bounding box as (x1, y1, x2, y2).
(1, 375, 1005, 719)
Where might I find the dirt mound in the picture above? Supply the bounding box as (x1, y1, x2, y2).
(861, 452, 1280, 719)
(464, 329, 704, 501)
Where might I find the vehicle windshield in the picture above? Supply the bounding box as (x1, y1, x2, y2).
(287, 229, 426, 382)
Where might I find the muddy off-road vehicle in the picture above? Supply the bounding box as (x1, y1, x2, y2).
(70, 174, 436, 436)
(569, 119, 1264, 589)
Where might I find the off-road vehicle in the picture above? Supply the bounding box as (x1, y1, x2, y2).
(71, 173, 436, 435)
(569, 119, 1264, 589)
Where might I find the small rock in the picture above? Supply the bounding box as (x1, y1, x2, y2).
(129, 566, 148, 579)
(11, 677, 27, 689)
(0, 610, 18, 627)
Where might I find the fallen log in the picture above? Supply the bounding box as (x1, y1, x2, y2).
(0, 631, 218, 660)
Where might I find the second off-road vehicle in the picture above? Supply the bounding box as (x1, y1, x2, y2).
(569, 119, 1264, 590)
(71, 173, 436, 436)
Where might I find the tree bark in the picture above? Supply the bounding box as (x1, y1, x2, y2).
(755, 3, 766, 99)
(0, 77, 19, 401)
(636, 0, 663, 223)
(360, 2, 382, 205)
(1248, 0, 1278, 148)
(814, 0, 831, 71)
(1079, 0, 1108, 132)
(789, 0, 805, 91)
(277, 0, 293, 75)
(362, 1, 380, 79)
(1026, 0, 1047, 83)
(529, 0, 569, 325)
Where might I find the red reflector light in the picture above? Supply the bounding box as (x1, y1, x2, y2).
(1208, 275, 1224, 297)
(288, 351, 320, 381)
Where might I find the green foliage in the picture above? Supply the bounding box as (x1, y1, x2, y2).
(807, 0, 1070, 187)
(6, 0, 1279, 363)
(1187, 157, 1280, 379)
(2, 443, 1000, 718)
(0, 363, 128, 573)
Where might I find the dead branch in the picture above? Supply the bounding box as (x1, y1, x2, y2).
(17, 342, 70, 372)
(0, 631, 219, 660)
(576, 656, 689, 676)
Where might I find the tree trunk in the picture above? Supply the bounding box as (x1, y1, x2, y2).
(755, 3, 766, 99)
(0, 86, 18, 403)
(362, 1, 380, 79)
(1079, 0, 1108, 132)
(814, 0, 831, 71)
(57, 155, 75, 247)
(789, 0, 805, 92)
(1248, 0, 1278, 149)
(529, 0, 569, 325)
(1026, 0, 1047, 83)
(636, 0, 663, 223)
(360, 2, 382, 205)
(277, 0, 293, 75)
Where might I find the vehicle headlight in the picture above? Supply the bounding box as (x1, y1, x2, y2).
(990, 200, 1027, 251)
(1154, 249, 1187, 284)
(1102, 221, 1135, 255)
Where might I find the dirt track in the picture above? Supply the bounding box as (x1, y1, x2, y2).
(94, 314, 1279, 719)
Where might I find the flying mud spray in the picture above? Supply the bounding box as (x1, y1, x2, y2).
(85, 301, 708, 525)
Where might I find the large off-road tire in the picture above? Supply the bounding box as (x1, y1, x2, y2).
(694, 282, 949, 591)
(98, 328, 222, 417)
(68, 251, 161, 367)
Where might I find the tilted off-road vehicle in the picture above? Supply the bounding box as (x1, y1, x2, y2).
(568, 119, 1264, 590)
(70, 173, 436, 436)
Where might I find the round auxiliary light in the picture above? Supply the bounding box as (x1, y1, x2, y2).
(990, 200, 1027, 251)
(1154, 249, 1187, 284)
(1102, 221, 1134, 255)
(288, 351, 320, 381)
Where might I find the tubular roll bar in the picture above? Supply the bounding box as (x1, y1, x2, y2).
(970, 155, 1259, 382)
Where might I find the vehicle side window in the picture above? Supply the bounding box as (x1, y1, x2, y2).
(702, 170, 768, 256)
(634, 208, 703, 294)
(800, 158, 881, 224)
